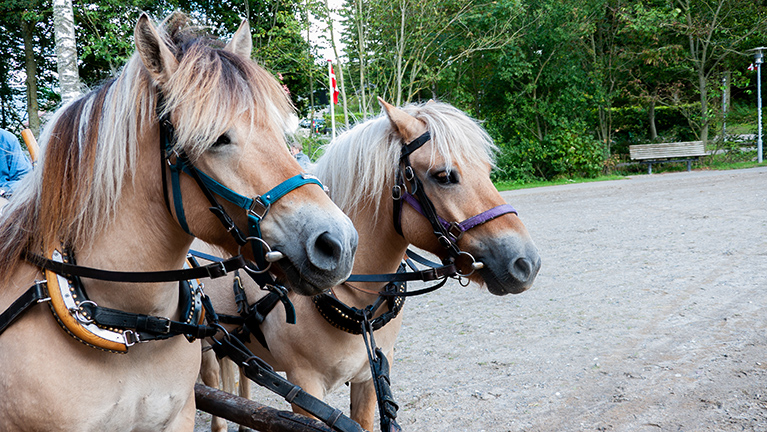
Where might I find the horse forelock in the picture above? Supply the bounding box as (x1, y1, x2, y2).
(160, 35, 293, 162)
(314, 101, 497, 226)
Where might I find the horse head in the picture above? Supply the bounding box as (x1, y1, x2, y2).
(133, 14, 357, 294)
(379, 98, 540, 295)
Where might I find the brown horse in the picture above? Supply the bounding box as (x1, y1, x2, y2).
(199, 98, 540, 431)
(0, 13, 356, 431)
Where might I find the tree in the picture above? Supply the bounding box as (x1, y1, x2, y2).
(53, 0, 80, 104)
(0, 1, 57, 138)
(618, 2, 689, 141)
(670, 0, 767, 143)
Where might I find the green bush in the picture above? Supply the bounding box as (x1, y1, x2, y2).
(492, 120, 604, 182)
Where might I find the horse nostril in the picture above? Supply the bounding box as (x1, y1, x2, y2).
(510, 257, 533, 282)
(307, 231, 343, 271)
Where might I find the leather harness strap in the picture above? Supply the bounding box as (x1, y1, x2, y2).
(22, 250, 248, 283)
(0, 282, 48, 337)
(210, 334, 365, 432)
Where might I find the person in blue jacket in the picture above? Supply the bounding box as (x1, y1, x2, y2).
(0, 128, 33, 198)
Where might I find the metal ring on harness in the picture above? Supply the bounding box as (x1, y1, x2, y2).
(237, 237, 275, 274)
(454, 251, 480, 278)
(71, 300, 97, 324)
(210, 323, 231, 344)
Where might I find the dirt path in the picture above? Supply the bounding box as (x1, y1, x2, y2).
(197, 167, 767, 432)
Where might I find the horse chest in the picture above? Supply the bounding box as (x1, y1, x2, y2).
(0, 314, 199, 431)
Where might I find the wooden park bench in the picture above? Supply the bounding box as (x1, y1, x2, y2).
(629, 141, 707, 174)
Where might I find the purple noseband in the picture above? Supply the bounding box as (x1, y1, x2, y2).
(401, 193, 517, 242)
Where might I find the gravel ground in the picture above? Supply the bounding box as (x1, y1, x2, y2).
(196, 166, 767, 432)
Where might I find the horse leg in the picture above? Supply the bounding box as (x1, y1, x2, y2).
(237, 366, 252, 432)
(350, 379, 377, 431)
(200, 347, 228, 432)
(285, 372, 328, 420)
(220, 357, 237, 395)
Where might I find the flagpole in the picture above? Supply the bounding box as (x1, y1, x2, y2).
(328, 59, 336, 141)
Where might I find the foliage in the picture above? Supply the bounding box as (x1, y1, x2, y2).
(3, 0, 766, 180)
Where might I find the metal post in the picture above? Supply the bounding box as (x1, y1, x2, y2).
(722, 74, 727, 141)
(751, 48, 765, 164)
(758, 60, 763, 163)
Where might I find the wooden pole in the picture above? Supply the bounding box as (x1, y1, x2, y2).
(21, 128, 39, 163)
(194, 384, 337, 432)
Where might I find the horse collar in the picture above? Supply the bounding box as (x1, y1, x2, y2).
(40, 247, 209, 353)
(313, 280, 406, 335)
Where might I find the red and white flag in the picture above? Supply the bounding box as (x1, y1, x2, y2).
(329, 61, 339, 104)
(748, 63, 756, 71)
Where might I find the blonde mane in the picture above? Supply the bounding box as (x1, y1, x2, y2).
(0, 13, 294, 280)
(313, 101, 497, 222)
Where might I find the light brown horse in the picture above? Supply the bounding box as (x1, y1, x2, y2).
(199, 98, 540, 431)
(0, 13, 356, 432)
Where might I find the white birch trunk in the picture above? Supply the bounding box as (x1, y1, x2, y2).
(53, 0, 81, 104)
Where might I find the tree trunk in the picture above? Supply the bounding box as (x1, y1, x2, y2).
(305, 0, 314, 140)
(20, 17, 40, 137)
(648, 98, 657, 141)
(355, 0, 367, 118)
(395, 0, 406, 106)
(698, 68, 708, 144)
(53, 0, 80, 104)
(325, 0, 349, 128)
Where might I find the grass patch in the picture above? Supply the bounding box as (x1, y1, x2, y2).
(495, 175, 626, 191)
(702, 159, 767, 171)
(494, 157, 766, 191)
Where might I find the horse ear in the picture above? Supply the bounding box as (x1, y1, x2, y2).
(134, 13, 178, 86)
(377, 97, 427, 143)
(225, 19, 252, 59)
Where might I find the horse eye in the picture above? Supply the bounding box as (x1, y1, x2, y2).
(212, 134, 231, 147)
(432, 170, 459, 185)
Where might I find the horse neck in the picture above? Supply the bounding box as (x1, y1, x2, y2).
(73, 131, 191, 316)
(334, 201, 409, 308)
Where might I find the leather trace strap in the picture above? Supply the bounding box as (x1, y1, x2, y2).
(0, 282, 48, 338)
(361, 314, 402, 432)
(210, 333, 364, 432)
